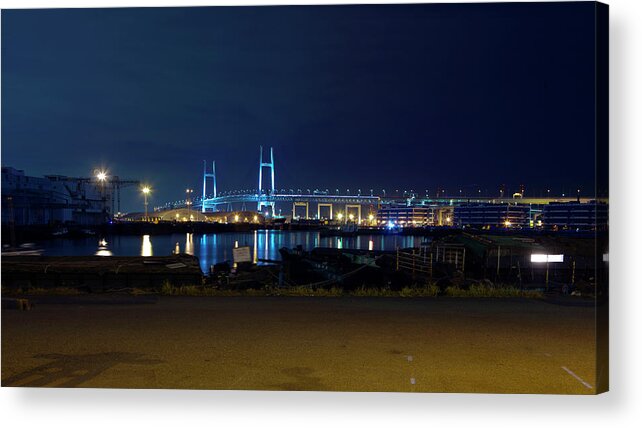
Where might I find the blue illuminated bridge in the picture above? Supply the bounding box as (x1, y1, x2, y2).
(156, 146, 591, 220)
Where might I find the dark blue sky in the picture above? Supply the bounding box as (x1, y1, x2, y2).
(2, 2, 598, 211)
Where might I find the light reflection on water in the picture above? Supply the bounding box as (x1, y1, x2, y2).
(42, 231, 425, 273)
(141, 235, 153, 257)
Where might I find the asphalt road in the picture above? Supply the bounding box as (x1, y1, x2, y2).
(2, 296, 598, 394)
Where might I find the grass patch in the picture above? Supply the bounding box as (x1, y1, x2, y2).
(445, 284, 543, 298)
(399, 284, 440, 297)
(351, 286, 392, 297)
(2, 286, 86, 296)
(270, 286, 343, 297)
(2, 281, 541, 299)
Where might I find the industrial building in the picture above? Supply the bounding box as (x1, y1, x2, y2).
(2, 166, 108, 226)
(543, 201, 609, 231)
(454, 203, 531, 229)
(376, 206, 435, 226)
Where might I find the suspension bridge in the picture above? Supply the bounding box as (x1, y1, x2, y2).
(156, 146, 592, 221)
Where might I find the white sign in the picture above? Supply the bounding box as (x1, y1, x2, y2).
(233, 246, 252, 263)
(531, 254, 564, 263)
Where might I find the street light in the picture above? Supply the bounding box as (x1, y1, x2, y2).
(95, 170, 108, 219)
(142, 186, 151, 221)
(186, 188, 193, 221)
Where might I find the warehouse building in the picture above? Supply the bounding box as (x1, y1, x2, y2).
(454, 203, 530, 229)
(1, 166, 107, 226)
(543, 201, 608, 231)
(376, 205, 435, 226)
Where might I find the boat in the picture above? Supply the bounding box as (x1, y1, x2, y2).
(51, 227, 69, 236)
(2, 243, 44, 256)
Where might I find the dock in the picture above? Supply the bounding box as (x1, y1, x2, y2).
(1, 255, 203, 292)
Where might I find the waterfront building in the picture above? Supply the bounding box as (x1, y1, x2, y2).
(376, 205, 435, 226)
(1, 166, 107, 226)
(454, 203, 530, 229)
(542, 201, 608, 230)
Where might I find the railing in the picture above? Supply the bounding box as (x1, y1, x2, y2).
(395, 244, 467, 279)
(396, 248, 433, 278)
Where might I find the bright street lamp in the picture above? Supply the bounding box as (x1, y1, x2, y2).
(95, 170, 108, 219)
(186, 188, 193, 221)
(142, 186, 151, 221)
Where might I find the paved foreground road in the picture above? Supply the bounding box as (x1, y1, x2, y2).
(2, 296, 597, 393)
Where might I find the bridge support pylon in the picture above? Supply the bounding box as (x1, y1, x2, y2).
(317, 203, 333, 220)
(258, 146, 276, 213)
(202, 160, 217, 212)
(345, 204, 362, 224)
(292, 202, 309, 220)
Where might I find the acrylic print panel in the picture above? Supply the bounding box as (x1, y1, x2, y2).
(1, 2, 608, 394)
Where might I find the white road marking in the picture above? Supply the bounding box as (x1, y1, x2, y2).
(561, 366, 593, 389)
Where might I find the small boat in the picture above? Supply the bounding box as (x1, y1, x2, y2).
(52, 227, 69, 236)
(2, 243, 44, 256)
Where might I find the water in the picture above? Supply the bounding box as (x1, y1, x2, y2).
(39, 231, 426, 273)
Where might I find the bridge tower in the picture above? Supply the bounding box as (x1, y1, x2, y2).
(257, 146, 276, 212)
(202, 160, 217, 212)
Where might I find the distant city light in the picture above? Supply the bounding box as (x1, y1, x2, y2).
(96, 171, 107, 181)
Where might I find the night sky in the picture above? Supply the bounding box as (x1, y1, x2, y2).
(2, 2, 598, 211)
